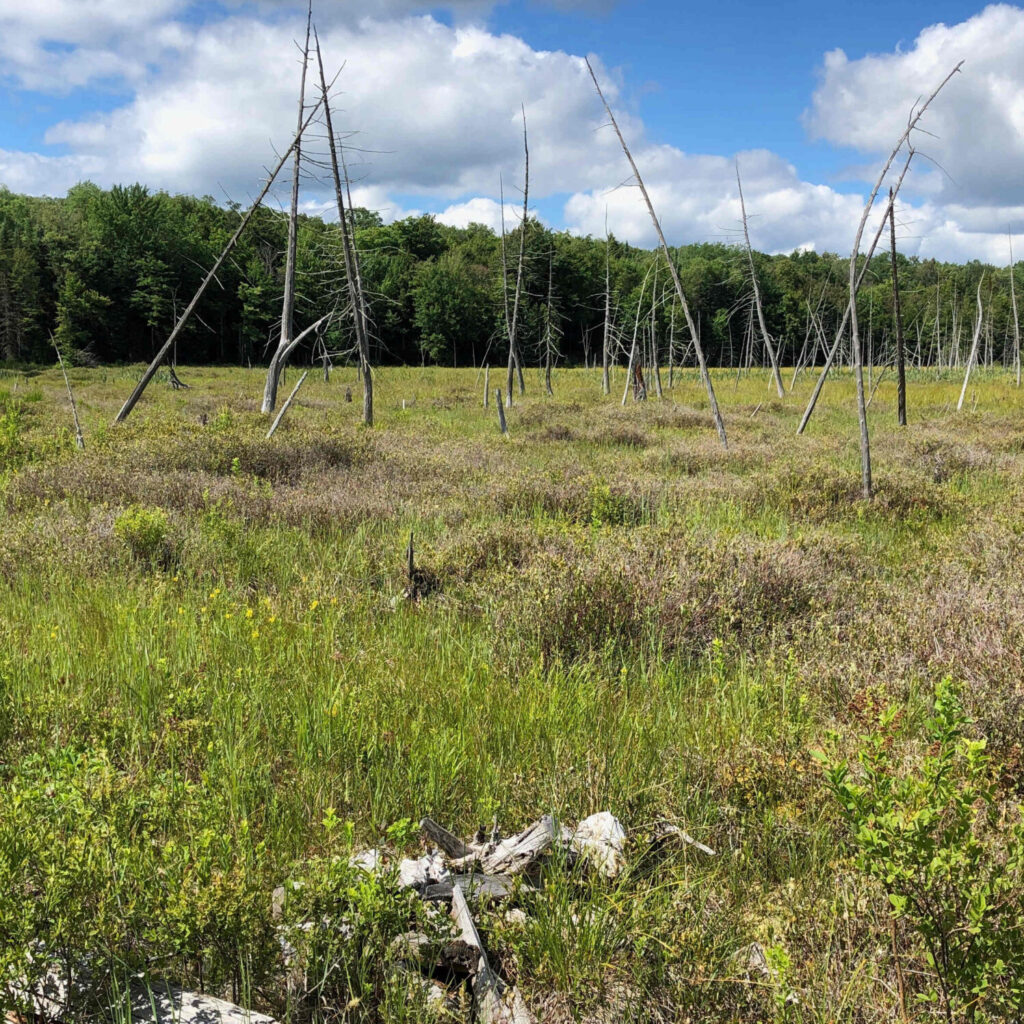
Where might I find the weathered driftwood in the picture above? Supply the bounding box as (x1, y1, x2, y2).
(570, 812, 626, 879)
(399, 851, 450, 890)
(450, 885, 536, 1024)
(421, 816, 470, 858)
(649, 820, 716, 857)
(123, 984, 277, 1024)
(422, 873, 519, 904)
(468, 815, 562, 876)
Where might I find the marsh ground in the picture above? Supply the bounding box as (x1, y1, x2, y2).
(2, 363, 1023, 1022)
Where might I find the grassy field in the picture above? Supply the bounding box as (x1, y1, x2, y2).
(2, 363, 1023, 1022)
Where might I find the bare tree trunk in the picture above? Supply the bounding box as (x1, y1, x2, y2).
(736, 162, 784, 397)
(266, 369, 309, 438)
(496, 390, 508, 435)
(957, 276, 985, 411)
(602, 222, 612, 395)
(889, 188, 907, 426)
(483, 364, 490, 407)
(1010, 233, 1021, 388)
(622, 261, 652, 405)
(52, 334, 84, 449)
(544, 249, 555, 396)
(315, 33, 373, 426)
(798, 153, 912, 435)
(651, 277, 664, 398)
(507, 107, 529, 401)
(262, 2, 312, 415)
(587, 58, 727, 448)
(113, 99, 323, 423)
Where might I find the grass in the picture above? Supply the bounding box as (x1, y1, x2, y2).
(1, 362, 1023, 1021)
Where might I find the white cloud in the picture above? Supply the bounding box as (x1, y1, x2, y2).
(436, 196, 506, 231)
(805, 3, 1024, 216)
(1, 2, 1022, 262)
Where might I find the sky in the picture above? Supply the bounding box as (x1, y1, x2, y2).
(1, 0, 1023, 261)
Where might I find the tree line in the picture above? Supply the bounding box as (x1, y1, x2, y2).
(0, 181, 1019, 373)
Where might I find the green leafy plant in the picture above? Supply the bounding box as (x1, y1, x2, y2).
(819, 679, 1024, 1022)
(114, 504, 172, 565)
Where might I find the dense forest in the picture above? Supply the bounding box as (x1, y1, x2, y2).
(0, 181, 1020, 371)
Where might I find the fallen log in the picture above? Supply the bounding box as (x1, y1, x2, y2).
(450, 885, 536, 1024)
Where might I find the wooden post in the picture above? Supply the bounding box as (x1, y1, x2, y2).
(496, 390, 508, 435)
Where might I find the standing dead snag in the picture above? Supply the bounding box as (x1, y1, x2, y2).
(602, 219, 612, 395)
(495, 390, 508, 435)
(844, 60, 962, 499)
(736, 162, 784, 397)
(314, 32, 373, 426)
(262, 3, 312, 415)
(113, 98, 324, 423)
(1010, 233, 1021, 388)
(957, 275, 985, 412)
(889, 187, 907, 426)
(587, 58, 727, 448)
(505, 108, 530, 404)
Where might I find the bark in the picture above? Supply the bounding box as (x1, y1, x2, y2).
(587, 59, 727, 448)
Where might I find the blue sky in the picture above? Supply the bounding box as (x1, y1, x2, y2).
(1, 0, 1022, 260)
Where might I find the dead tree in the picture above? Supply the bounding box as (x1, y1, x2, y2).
(889, 187, 907, 425)
(505, 108, 529, 405)
(266, 369, 309, 438)
(845, 61, 962, 496)
(262, 3, 312, 415)
(957, 275, 985, 411)
(602, 222, 612, 395)
(315, 32, 373, 426)
(113, 99, 324, 423)
(587, 59, 727, 448)
(1011, 233, 1021, 388)
(52, 334, 84, 450)
(736, 162, 784, 397)
(542, 249, 558, 396)
(622, 260, 653, 405)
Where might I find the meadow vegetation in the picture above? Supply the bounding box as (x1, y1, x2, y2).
(1, 363, 1023, 1022)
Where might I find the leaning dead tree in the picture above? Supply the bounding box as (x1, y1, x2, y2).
(262, 3, 312, 415)
(957, 275, 985, 411)
(505, 107, 530, 406)
(587, 58, 727, 448)
(797, 61, 962, 452)
(52, 334, 84, 450)
(315, 32, 373, 426)
(848, 61, 963, 498)
(113, 99, 325, 423)
(736, 162, 784, 397)
(889, 186, 907, 426)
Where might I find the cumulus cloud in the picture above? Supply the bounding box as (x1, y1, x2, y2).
(0, 1, 1021, 260)
(805, 2, 1024, 219)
